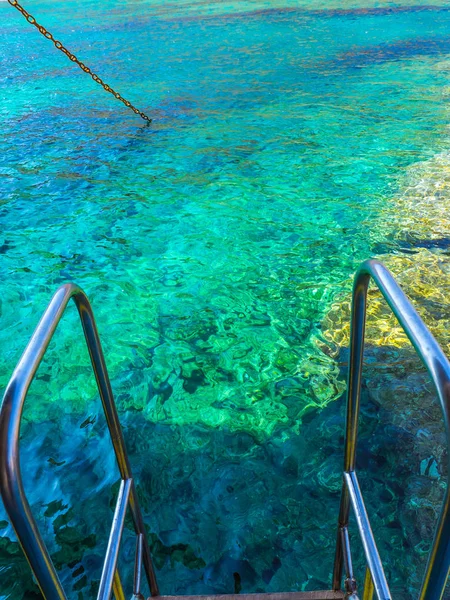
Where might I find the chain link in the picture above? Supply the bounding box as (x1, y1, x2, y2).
(8, 0, 152, 122)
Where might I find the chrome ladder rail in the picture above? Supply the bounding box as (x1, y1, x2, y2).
(332, 260, 450, 600)
(0, 284, 159, 600)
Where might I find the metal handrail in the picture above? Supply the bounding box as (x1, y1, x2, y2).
(0, 284, 159, 600)
(332, 260, 450, 600)
(99, 478, 132, 599)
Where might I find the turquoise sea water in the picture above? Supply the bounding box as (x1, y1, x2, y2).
(2, 1, 450, 598)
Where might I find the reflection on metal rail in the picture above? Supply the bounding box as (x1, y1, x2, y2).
(0, 284, 159, 600)
(332, 260, 450, 600)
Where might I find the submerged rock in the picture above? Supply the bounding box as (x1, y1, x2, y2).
(322, 248, 450, 354)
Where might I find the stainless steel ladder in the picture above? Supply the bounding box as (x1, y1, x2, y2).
(0, 260, 449, 600)
(0, 284, 158, 600)
(332, 260, 450, 600)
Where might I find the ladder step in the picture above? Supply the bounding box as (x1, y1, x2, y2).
(156, 592, 345, 600)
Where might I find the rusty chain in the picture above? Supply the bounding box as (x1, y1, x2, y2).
(8, 0, 152, 122)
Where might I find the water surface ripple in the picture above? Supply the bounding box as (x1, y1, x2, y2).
(1, 1, 450, 598)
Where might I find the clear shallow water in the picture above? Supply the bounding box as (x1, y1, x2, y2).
(1, 1, 450, 598)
